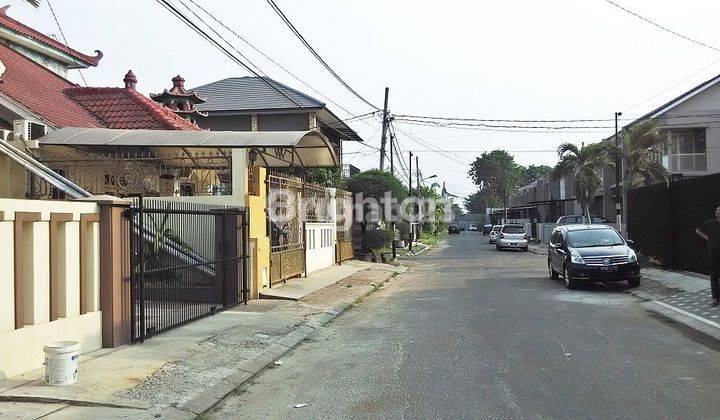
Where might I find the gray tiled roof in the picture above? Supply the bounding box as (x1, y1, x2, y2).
(192, 76, 325, 112)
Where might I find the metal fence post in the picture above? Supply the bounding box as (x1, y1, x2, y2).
(137, 195, 145, 342)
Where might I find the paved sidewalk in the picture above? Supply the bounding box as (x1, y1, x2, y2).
(0, 261, 404, 419)
(528, 242, 720, 341)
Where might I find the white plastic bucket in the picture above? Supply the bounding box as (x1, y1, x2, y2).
(43, 341, 80, 386)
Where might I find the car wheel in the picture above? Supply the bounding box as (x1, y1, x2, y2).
(549, 261, 559, 280)
(628, 277, 641, 288)
(563, 265, 579, 289)
(496, 244, 501, 251)
(522, 247, 528, 252)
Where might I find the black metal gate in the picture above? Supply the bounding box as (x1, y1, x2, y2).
(127, 197, 249, 342)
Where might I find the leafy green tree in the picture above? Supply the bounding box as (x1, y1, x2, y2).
(417, 185, 447, 234)
(464, 189, 501, 214)
(344, 169, 408, 201)
(523, 164, 552, 185)
(468, 150, 524, 219)
(551, 142, 611, 223)
(345, 170, 408, 251)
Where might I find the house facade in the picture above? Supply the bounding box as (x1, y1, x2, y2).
(508, 72, 720, 230)
(189, 76, 363, 161)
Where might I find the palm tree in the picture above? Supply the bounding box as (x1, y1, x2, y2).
(551, 142, 612, 223)
(605, 118, 669, 232)
(613, 119, 670, 188)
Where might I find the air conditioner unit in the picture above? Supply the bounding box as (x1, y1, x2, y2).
(13, 119, 47, 142)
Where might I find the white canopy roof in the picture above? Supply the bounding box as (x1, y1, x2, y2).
(38, 127, 339, 167)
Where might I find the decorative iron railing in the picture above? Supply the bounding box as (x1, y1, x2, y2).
(30, 148, 232, 199)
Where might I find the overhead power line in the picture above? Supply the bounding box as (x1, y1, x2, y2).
(266, 0, 380, 110)
(184, 0, 375, 123)
(394, 113, 629, 123)
(392, 123, 470, 164)
(156, 0, 364, 144)
(394, 120, 608, 134)
(47, 0, 87, 86)
(602, 0, 720, 53)
(394, 117, 615, 130)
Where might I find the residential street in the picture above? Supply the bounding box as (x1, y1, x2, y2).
(212, 232, 720, 419)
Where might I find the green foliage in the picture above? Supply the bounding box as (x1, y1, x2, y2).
(395, 221, 411, 241)
(524, 164, 552, 185)
(303, 167, 342, 187)
(551, 142, 612, 221)
(419, 228, 447, 247)
(360, 229, 393, 252)
(464, 188, 501, 213)
(344, 169, 408, 201)
(468, 150, 524, 207)
(613, 119, 669, 187)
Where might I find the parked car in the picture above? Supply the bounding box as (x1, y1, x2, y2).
(556, 215, 607, 225)
(469, 224, 478, 231)
(448, 224, 461, 234)
(482, 224, 493, 235)
(547, 224, 640, 289)
(488, 225, 502, 244)
(496, 224, 528, 251)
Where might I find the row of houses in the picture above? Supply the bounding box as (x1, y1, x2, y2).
(505, 70, 720, 240)
(0, 6, 362, 378)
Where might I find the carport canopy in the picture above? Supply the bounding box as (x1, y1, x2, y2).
(37, 127, 339, 167)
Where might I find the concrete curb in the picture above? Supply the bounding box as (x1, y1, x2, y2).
(168, 268, 400, 418)
(642, 300, 720, 344)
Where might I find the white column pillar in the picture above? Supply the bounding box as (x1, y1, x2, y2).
(0, 220, 14, 332)
(57, 221, 80, 318)
(86, 221, 100, 312)
(23, 221, 50, 325)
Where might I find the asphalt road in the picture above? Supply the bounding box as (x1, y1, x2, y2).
(212, 233, 720, 419)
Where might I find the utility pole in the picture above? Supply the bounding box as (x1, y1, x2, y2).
(390, 132, 395, 177)
(614, 111, 623, 232)
(408, 151, 413, 252)
(378, 87, 390, 170)
(416, 155, 420, 189)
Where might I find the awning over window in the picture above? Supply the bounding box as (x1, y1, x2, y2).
(37, 127, 339, 167)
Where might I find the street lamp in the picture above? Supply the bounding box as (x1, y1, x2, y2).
(422, 174, 437, 182)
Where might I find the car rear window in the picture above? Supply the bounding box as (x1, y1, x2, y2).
(502, 226, 525, 234)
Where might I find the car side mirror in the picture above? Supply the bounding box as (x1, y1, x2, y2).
(626, 239, 634, 245)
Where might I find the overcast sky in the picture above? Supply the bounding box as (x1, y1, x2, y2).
(8, 0, 720, 200)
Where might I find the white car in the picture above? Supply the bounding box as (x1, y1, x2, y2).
(496, 224, 529, 252)
(469, 224, 478, 231)
(488, 225, 502, 244)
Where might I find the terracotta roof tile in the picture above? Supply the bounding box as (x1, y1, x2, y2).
(0, 5, 102, 67)
(64, 87, 201, 131)
(0, 42, 101, 127)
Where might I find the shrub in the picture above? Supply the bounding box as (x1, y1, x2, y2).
(361, 229, 393, 252)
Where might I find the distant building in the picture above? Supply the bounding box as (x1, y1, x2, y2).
(341, 163, 360, 179)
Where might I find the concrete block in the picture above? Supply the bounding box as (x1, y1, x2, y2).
(237, 343, 290, 375)
(224, 370, 254, 387)
(276, 327, 312, 349)
(158, 406, 196, 420)
(180, 391, 221, 415)
(303, 312, 336, 330)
